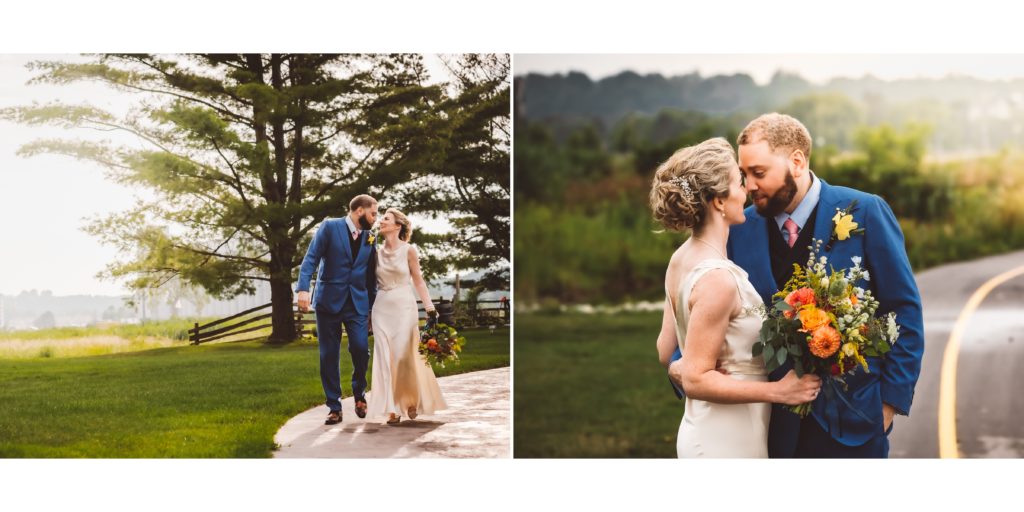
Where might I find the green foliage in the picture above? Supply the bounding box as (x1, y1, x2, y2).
(388, 54, 510, 290)
(2, 54, 509, 341)
(516, 103, 1024, 304)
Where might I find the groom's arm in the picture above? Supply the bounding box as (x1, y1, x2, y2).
(668, 347, 685, 399)
(864, 195, 925, 417)
(296, 220, 329, 293)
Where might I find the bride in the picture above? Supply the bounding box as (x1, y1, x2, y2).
(651, 138, 820, 458)
(367, 208, 447, 424)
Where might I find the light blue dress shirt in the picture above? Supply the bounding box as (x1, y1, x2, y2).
(774, 173, 821, 245)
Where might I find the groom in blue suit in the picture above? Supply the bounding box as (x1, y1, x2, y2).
(668, 114, 923, 457)
(296, 194, 379, 425)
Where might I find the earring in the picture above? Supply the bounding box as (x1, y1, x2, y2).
(720, 210, 726, 218)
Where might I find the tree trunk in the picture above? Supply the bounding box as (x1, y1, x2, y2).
(267, 244, 297, 343)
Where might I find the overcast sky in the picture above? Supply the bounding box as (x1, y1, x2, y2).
(0, 54, 453, 297)
(514, 54, 1024, 85)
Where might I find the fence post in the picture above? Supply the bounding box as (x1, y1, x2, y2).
(191, 322, 199, 345)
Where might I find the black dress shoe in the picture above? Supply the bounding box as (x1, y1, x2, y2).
(355, 399, 367, 419)
(325, 410, 342, 425)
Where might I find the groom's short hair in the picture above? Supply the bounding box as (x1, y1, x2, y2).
(738, 113, 813, 160)
(349, 194, 377, 212)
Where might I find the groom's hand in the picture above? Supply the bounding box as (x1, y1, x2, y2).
(883, 403, 896, 432)
(296, 291, 311, 312)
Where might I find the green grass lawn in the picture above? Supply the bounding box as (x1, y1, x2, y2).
(514, 312, 681, 458)
(0, 326, 509, 458)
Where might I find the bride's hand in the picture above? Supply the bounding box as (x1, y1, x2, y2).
(775, 370, 822, 405)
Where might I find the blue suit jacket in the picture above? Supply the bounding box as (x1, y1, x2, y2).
(669, 178, 924, 456)
(296, 218, 377, 316)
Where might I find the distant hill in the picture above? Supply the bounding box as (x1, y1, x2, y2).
(515, 70, 1024, 152)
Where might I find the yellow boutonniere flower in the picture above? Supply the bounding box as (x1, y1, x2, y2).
(825, 200, 865, 250)
(832, 212, 859, 241)
(367, 234, 376, 245)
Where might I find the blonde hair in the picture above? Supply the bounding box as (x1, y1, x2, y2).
(737, 112, 812, 159)
(385, 208, 413, 242)
(649, 137, 736, 232)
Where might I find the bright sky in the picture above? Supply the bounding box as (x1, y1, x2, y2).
(0, 54, 453, 296)
(514, 54, 1024, 85)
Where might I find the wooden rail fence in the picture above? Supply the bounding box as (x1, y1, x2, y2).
(190, 297, 509, 345)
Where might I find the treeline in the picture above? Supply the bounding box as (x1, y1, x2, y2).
(515, 104, 1024, 304)
(516, 71, 1024, 153)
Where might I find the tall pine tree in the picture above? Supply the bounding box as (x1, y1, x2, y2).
(3, 54, 447, 342)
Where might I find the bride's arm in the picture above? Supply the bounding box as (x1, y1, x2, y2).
(657, 299, 678, 368)
(671, 269, 818, 405)
(407, 245, 436, 315)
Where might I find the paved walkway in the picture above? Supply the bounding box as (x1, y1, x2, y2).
(273, 367, 509, 458)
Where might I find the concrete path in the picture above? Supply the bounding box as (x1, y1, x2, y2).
(273, 367, 509, 458)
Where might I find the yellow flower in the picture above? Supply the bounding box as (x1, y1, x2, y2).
(832, 212, 859, 241)
(842, 342, 858, 357)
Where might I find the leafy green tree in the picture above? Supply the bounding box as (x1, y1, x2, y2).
(4, 54, 446, 342)
(398, 54, 510, 291)
(781, 92, 863, 150)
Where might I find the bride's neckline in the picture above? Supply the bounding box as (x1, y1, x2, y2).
(381, 241, 407, 253)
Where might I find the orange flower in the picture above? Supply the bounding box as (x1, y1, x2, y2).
(427, 339, 439, 350)
(798, 307, 830, 332)
(808, 325, 841, 358)
(850, 294, 858, 306)
(785, 287, 816, 319)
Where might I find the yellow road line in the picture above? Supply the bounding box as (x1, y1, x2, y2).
(938, 265, 1024, 458)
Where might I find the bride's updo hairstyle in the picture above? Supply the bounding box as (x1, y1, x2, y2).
(649, 137, 736, 232)
(386, 208, 414, 242)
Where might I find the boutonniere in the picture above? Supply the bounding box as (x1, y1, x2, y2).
(366, 226, 379, 246)
(826, 200, 865, 251)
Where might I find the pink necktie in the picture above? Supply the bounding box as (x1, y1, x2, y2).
(351, 229, 360, 241)
(783, 218, 799, 248)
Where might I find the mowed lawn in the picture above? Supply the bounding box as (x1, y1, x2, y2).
(514, 312, 682, 458)
(0, 326, 509, 458)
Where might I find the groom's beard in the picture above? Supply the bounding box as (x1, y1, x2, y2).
(357, 214, 374, 230)
(753, 171, 798, 218)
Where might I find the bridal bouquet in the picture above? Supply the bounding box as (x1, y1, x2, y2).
(418, 322, 466, 367)
(753, 240, 900, 417)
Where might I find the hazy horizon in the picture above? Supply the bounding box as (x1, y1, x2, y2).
(514, 54, 1024, 85)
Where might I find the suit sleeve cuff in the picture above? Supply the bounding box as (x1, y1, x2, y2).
(881, 381, 913, 416)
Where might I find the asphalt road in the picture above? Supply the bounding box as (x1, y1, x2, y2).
(889, 250, 1024, 458)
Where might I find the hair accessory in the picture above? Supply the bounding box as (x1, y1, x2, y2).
(668, 175, 696, 202)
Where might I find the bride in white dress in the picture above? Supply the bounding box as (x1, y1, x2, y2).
(367, 208, 447, 425)
(651, 138, 821, 458)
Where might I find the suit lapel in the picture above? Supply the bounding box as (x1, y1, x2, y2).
(354, 230, 370, 267)
(813, 178, 843, 261)
(339, 219, 353, 261)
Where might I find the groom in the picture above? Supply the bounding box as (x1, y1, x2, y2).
(296, 194, 379, 425)
(668, 113, 924, 457)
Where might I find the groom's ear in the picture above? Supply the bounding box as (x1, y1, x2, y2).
(789, 149, 808, 175)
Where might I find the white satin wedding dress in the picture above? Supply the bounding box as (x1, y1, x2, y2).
(671, 258, 770, 458)
(367, 242, 447, 420)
